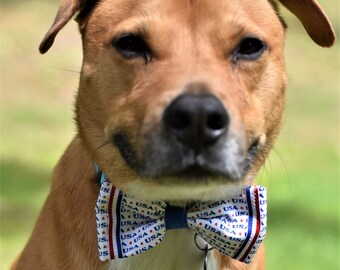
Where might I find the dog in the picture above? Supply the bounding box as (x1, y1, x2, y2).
(13, 0, 334, 269)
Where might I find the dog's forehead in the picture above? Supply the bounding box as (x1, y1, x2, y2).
(89, 0, 282, 38)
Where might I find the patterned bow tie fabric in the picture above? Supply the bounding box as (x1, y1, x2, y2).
(95, 174, 267, 264)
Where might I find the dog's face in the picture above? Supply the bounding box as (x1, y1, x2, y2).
(76, 0, 287, 201)
(40, 0, 334, 201)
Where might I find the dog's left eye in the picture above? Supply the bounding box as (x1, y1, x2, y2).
(233, 37, 267, 61)
(113, 34, 151, 62)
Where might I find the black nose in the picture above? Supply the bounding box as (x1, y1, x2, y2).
(163, 93, 230, 152)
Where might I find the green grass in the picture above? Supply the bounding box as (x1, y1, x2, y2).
(1, 1, 339, 269)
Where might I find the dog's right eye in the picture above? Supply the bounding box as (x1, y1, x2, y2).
(113, 34, 151, 62)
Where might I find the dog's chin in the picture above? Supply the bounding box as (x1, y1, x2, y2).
(122, 175, 247, 202)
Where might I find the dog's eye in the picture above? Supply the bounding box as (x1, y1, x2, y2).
(234, 37, 266, 60)
(113, 34, 151, 62)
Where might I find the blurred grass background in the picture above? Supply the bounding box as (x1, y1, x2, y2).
(0, 1, 339, 269)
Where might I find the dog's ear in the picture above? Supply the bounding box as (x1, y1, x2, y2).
(278, 0, 335, 47)
(39, 0, 83, 54)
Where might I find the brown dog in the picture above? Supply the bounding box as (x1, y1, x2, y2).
(14, 0, 334, 269)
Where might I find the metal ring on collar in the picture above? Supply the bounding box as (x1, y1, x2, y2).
(194, 233, 214, 251)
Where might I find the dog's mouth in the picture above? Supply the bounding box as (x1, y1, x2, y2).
(113, 132, 261, 183)
(173, 165, 217, 179)
(162, 138, 261, 182)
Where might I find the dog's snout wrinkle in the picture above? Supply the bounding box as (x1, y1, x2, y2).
(113, 133, 139, 171)
(163, 93, 229, 153)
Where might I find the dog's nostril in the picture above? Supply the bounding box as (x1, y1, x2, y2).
(168, 110, 191, 130)
(163, 93, 229, 151)
(207, 113, 227, 130)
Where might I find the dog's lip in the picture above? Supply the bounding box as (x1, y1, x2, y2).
(157, 162, 242, 182)
(171, 164, 218, 179)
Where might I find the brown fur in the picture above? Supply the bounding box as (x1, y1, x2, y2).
(14, 0, 334, 269)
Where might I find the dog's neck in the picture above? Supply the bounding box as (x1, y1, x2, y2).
(107, 229, 217, 270)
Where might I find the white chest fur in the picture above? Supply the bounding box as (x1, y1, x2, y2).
(107, 229, 218, 270)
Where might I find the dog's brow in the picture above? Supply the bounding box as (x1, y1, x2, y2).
(115, 20, 149, 37)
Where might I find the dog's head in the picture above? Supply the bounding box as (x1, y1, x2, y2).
(40, 0, 334, 201)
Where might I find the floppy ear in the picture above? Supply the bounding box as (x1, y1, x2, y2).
(278, 0, 335, 47)
(39, 0, 82, 54)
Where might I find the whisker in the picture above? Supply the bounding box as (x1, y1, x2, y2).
(264, 154, 273, 185)
(92, 140, 111, 162)
(40, 66, 83, 74)
(256, 149, 267, 185)
(257, 142, 290, 186)
(271, 146, 291, 184)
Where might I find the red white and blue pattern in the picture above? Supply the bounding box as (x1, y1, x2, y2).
(95, 173, 267, 264)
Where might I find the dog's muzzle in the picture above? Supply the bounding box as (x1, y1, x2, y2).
(113, 93, 260, 182)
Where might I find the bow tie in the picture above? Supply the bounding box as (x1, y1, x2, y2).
(95, 172, 267, 264)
